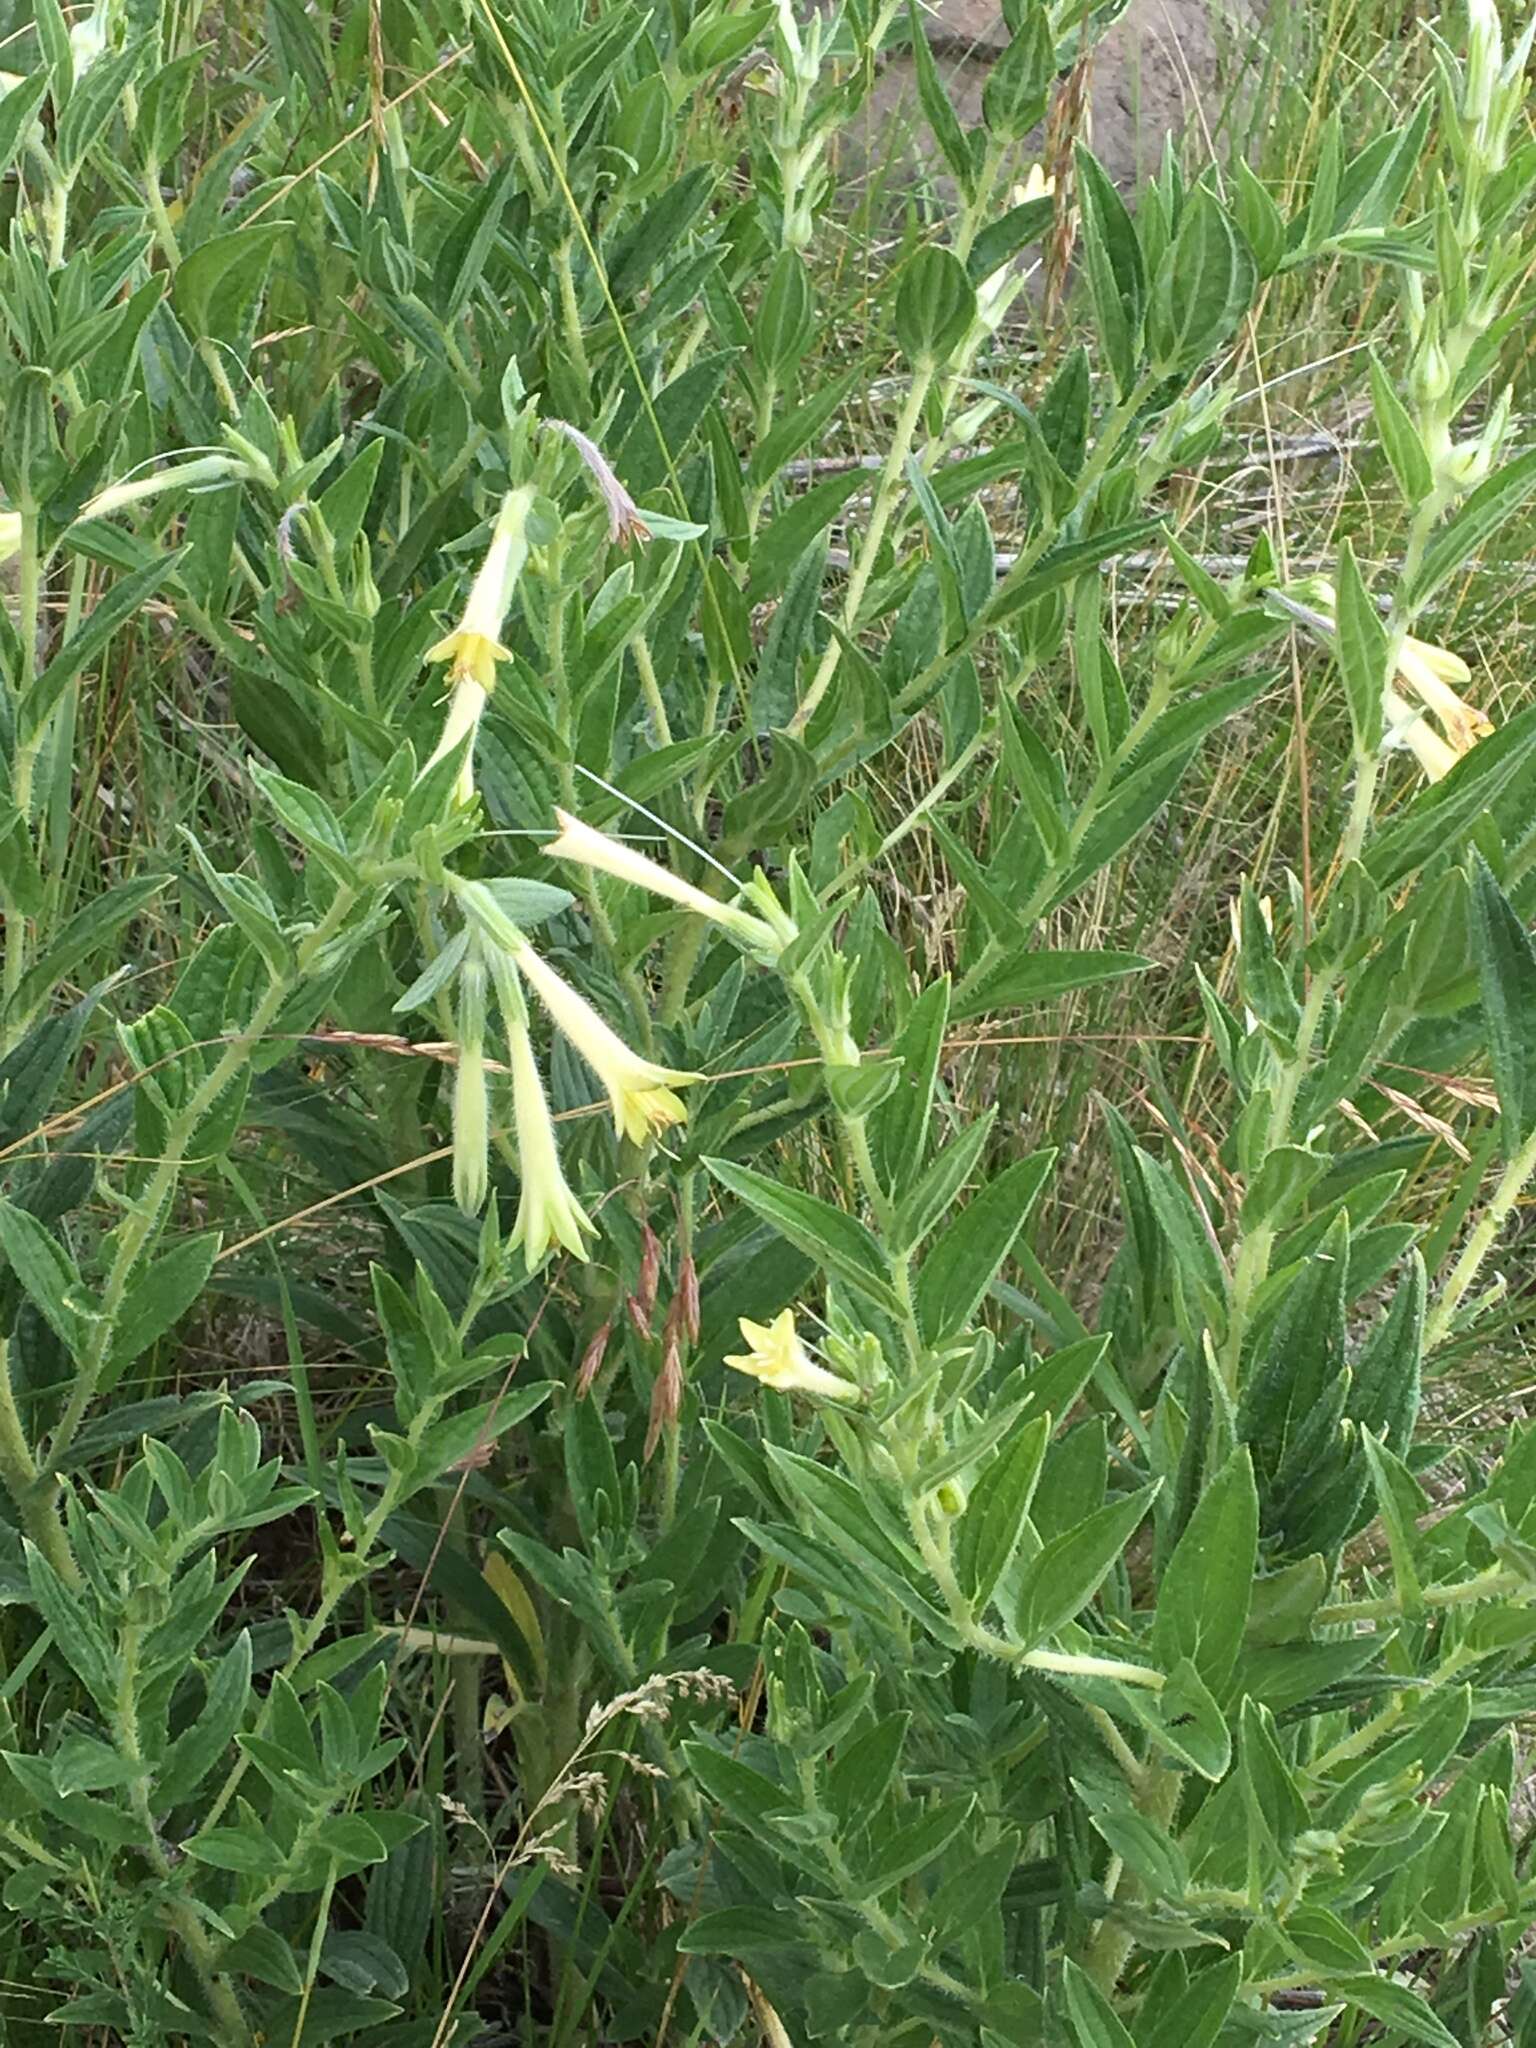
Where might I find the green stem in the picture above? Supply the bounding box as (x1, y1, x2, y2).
(553, 240, 592, 398)
(632, 632, 673, 746)
(40, 887, 359, 1481)
(1315, 1562, 1528, 1629)
(1424, 1117, 1536, 1350)
(788, 361, 937, 737)
(116, 1620, 253, 2044)
(1081, 1764, 1182, 1992)
(0, 1339, 73, 1580)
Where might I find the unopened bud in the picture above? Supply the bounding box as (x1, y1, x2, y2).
(1412, 338, 1451, 410)
(1464, 0, 1503, 133)
(935, 1480, 967, 1517)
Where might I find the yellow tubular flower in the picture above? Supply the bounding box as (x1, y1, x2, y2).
(511, 943, 701, 1145)
(0, 509, 19, 565)
(425, 486, 536, 803)
(505, 1009, 595, 1269)
(452, 1046, 489, 1214)
(541, 809, 779, 948)
(1017, 163, 1056, 204)
(725, 1310, 857, 1401)
(1395, 638, 1494, 758)
(1384, 687, 1460, 783)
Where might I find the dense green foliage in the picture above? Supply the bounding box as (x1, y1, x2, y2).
(0, 0, 1535, 2040)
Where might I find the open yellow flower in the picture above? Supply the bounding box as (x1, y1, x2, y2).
(542, 809, 779, 949)
(725, 1311, 856, 1401)
(1287, 580, 1494, 782)
(1384, 688, 1461, 783)
(1394, 636, 1494, 758)
(505, 1007, 595, 1269)
(511, 943, 701, 1145)
(425, 486, 536, 803)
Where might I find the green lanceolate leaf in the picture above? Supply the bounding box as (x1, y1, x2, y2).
(1014, 1482, 1159, 1651)
(1074, 144, 1146, 395)
(956, 1412, 1051, 1613)
(1335, 537, 1386, 756)
(703, 1157, 903, 1313)
(895, 247, 977, 368)
(915, 1149, 1055, 1342)
(1146, 190, 1256, 376)
(1153, 1444, 1257, 1700)
(1469, 855, 1536, 1154)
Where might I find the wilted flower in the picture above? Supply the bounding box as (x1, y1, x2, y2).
(510, 943, 701, 1145)
(545, 420, 650, 547)
(725, 1310, 857, 1401)
(542, 808, 780, 949)
(425, 486, 536, 804)
(504, 1002, 595, 1268)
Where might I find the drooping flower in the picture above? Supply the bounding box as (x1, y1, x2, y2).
(541, 808, 779, 949)
(724, 1310, 857, 1401)
(1383, 688, 1461, 783)
(503, 999, 595, 1269)
(1394, 636, 1494, 758)
(425, 486, 536, 803)
(510, 943, 701, 1145)
(1280, 578, 1494, 781)
(545, 420, 650, 547)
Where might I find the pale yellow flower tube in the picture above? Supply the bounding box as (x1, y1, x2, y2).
(725, 1310, 857, 1401)
(424, 486, 537, 803)
(510, 943, 701, 1145)
(504, 1003, 595, 1269)
(542, 809, 779, 949)
(1384, 688, 1460, 783)
(79, 453, 247, 522)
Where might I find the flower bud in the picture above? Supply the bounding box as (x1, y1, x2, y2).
(1412, 338, 1451, 410)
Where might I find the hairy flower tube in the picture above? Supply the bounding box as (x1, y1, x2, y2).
(492, 959, 595, 1269)
(78, 453, 249, 523)
(425, 486, 536, 804)
(725, 1311, 857, 1401)
(541, 809, 780, 951)
(1284, 578, 1494, 780)
(509, 942, 700, 1145)
(452, 952, 490, 1217)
